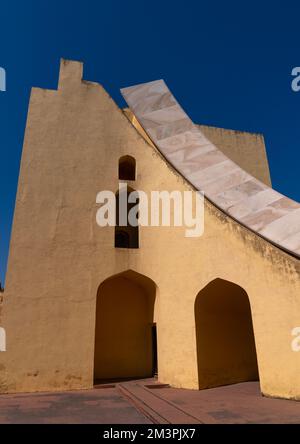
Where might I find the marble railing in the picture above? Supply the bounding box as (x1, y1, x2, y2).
(121, 80, 300, 258)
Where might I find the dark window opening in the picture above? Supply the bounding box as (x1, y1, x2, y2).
(115, 229, 130, 248)
(115, 189, 139, 249)
(119, 156, 136, 181)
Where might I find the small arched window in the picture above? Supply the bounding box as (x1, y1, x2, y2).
(119, 155, 136, 181)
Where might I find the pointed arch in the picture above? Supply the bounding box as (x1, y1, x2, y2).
(195, 278, 259, 389)
(115, 186, 139, 248)
(0, 327, 6, 352)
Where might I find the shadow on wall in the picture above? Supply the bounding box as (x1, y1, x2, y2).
(94, 270, 157, 382)
(195, 278, 259, 389)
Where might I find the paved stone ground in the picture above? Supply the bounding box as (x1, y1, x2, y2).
(151, 381, 300, 424)
(0, 386, 151, 424)
(0, 380, 299, 424)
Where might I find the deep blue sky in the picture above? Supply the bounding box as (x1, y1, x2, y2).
(0, 0, 300, 284)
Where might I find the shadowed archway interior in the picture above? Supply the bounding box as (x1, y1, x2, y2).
(195, 278, 259, 389)
(94, 270, 157, 382)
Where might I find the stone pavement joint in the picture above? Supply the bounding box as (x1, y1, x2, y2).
(118, 381, 201, 424)
(0, 380, 299, 424)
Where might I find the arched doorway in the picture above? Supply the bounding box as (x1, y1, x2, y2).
(94, 270, 157, 383)
(195, 278, 259, 389)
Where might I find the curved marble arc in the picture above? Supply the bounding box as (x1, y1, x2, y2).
(121, 80, 300, 258)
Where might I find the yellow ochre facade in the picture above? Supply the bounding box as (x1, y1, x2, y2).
(0, 60, 299, 400)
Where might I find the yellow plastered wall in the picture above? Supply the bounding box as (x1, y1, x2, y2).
(0, 60, 299, 400)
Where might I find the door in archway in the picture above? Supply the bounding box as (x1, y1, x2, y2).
(94, 271, 156, 382)
(195, 278, 259, 389)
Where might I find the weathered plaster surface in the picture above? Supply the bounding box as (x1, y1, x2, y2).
(0, 60, 299, 401)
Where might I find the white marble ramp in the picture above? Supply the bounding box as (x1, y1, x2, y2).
(121, 80, 300, 258)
